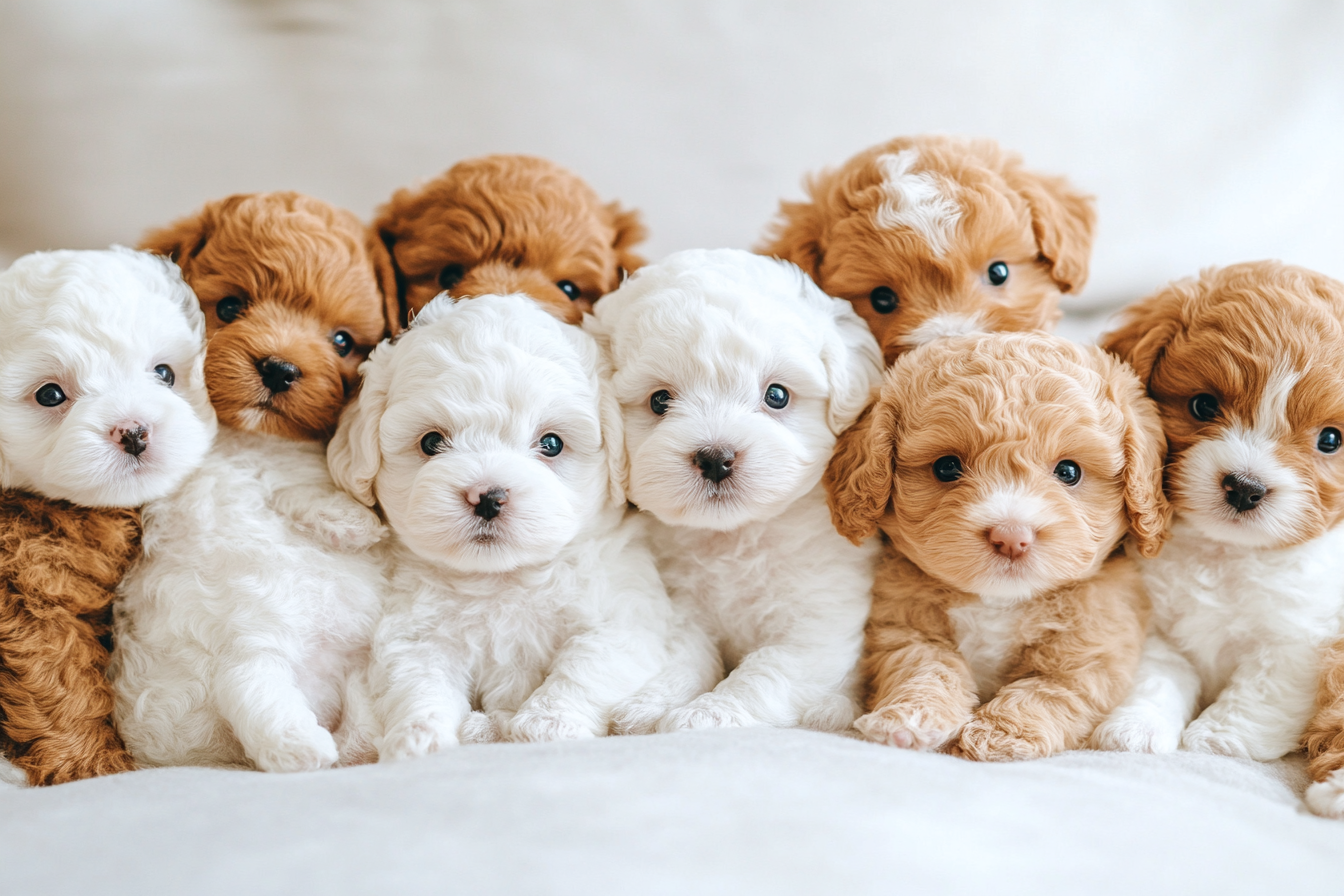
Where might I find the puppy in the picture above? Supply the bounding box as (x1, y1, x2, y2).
(1092, 262, 1344, 771)
(759, 135, 1095, 364)
(373, 154, 646, 325)
(586, 248, 884, 732)
(827, 332, 1166, 760)
(327, 293, 676, 756)
(0, 247, 213, 784)
(112, 193, 396, 771)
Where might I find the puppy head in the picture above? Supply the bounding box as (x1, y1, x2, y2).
(374, 154, 647, 326)
(825, 333, 1168, 605)
(587, 248, 883, 531)
(0, 248, 215, 507)
(1103, 261, 1344, 549)
(760, 135, 1095, 365)
(141, 192, 397, 442)
(328, 293, 621, 573)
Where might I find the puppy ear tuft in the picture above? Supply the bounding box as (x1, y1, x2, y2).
(824, 392, 898, 544)
(138, 196, 242, 278)
(1100, 279, 1193, 385)
(604, 202, 648, 284)
(756, 169, 839, 282)
(327, 342, 394, 508)
(366, 227, 405, 336)
(1097, 348, 1172, 558)
(1003, 165, 1096, 295)
(821, 292, 884, 436)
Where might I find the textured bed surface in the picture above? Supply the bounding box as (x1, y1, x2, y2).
(2, 728, 1339, 894)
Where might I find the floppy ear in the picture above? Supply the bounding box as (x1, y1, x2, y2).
(327, 342, 394, 507)
(604, 202, 648, 282)
(365, 227, 404, 336)
(1100, 281, 1192, 386)
(1097, 348, 1173, 558)
(1003, 166, 1096, 295)
(756, 170, 838, 281)
(823, 387, 899, 544)
(576, 318, 629, 506)
(138, 196, 243, 279)
(820, 293, 885, 436)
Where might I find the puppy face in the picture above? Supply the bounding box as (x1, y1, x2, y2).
(374, 154, 646, 326)
(589, 249, 882, 531)
(140, 192, 397, 441)
(0, 248, 215, 507)
(328, 294, 621, 574)
(1103, 262, 1344, 549)
(826, 333, 1168, 605)
(760, 135, 1095, 365)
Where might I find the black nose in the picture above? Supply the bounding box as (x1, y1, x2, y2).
(1223, 472, 1267, 512)
(694, 447, 735, 484)
(256, 356, 302, 394)
(120, 427, 149, 457)
(474, 487, 508, 521)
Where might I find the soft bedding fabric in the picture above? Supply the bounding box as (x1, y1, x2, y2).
(1, 728, 1338, 894)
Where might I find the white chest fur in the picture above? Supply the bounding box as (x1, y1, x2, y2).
(948, 601, 1026, 705)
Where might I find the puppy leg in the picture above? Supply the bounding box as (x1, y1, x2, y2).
(1305, 636, 1344, 817)
(212, 653, 337, 773)
(1182, 641, 1322, 761)
(270, 483, 386, 552)
(1090, 633, 1200, 753)
(610, 618, 723, 736)
(372, 643, 472, 762)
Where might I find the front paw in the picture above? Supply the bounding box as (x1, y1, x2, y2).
(954, 712, 1054, 762)
(379, 715, 458, 761)
(251, 724, 339, 773)
(657, 695, 755, 732)
(1306, 770, 1344, 819)
(292, 499, 386, 551)
(1090, 707, 1182, 754)
(458, 711, 503, 745)
(854, 702, 969, 751)
(1180, 718, 1266, 759)
(609, 697, 672, 736)
(507, 707, 597, 743)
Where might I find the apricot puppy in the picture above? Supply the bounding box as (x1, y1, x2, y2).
(374, 154, 646, 325)
(826, 332, 1166, 760)
(760, 135, 1095, 364)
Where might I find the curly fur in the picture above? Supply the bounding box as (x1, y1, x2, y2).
(759, 135, 1095, 364)
(825, 332, 1164, 760)
(373, 154, 646, 325)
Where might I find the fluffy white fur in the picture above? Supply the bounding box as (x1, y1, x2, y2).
(327, 293, 678, 758)
(872, 149, 961, 257)
(0, 247, 214, 504)
(111, 427, 387, 772)
(586, 248, 884, 732)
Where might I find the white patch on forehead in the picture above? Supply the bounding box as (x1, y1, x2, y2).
(1252, 364, 1301, 435)
(872, 150, 962, 256)
(899, 312, 986, 348)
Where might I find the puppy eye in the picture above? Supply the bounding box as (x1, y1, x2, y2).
(1319, 428, 1342, 454)
(154, 365, 175, 387)
(332, 331, 353, 358)
(539, 433, 564, 457)
(438, 264, 466, 290)
(764, 384, 789, 409)
(987, 261, 1010, 286)
(932, 456, 962, 482)
(1053, 459, 1082, 486)
(1189, 394, 1219, 422)
(216, 296, 245, 323)
(869, 286, 899, 315)
(35, 383, 67, 407)
(420, 432, 447, 456)
(650, 390, 673, 416)
(557, 280, 582, 301)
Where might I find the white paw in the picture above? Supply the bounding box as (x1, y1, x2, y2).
(294, 500, 386, 551)
(458, 711, 503, 745)
(1091, 708, 1182, 753)
(379, 715, 458, 761)
(0, 756, 28, 788)
(799, 694, 861, 733)
(609, 698, 671, 736)
(1306, 770, 1344, 819)
(250, 724, 339, 773)
(854, 706, 962, 751)
(658, 696, 755, 732)
(507, 708, 597, 743)
(1180, 719, 1259, 759)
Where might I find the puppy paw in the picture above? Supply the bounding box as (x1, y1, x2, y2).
(507, 708, 597, 743)
(250, 724, 339, 773)
(609, 698, 671, 736)
(1090, 707, 1182, 753)
(0, 757, 29, 788)
(954, 715, 1053, 762)
(1180, 719, 1266, 759)
(458, 711, 503, 745)
(379, 715, 459, 761)
(854, 703, 969, 751)
(1306, 770, 1344, 819)
(658, 695, 755, 732)
(291, 499, 386, 552)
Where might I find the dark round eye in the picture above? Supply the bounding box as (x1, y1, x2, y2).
(764, 384, 789, 409)
(539, 433, 564, 457)
(650, 390, 672, 416)
(35, 383, 67, 407)
(869, 286, 899, 315)
(332, 331, 353, 357)
(420, 432, 446, 456)
(154, 364, 175, 386)
(987, 261, 1010, 286)
(1319, 428, 1342, 454)
(1189, 394, 1219, 422)
(933, 456, 962, 482)
(438, 264, 466, 290)
(557, 280, 582, 301)
(216, 296, 244, 323)
(1054, 459, 1082, 486)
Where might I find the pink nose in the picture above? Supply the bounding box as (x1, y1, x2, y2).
(987, 524, 1035, 559)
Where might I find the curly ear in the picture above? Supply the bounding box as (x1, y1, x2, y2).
(138, 195, 246, 279)
(327, 342, 394, 507)
(1003, 165, 1096, 295)
(823, 389, 898, 544)
(757, 169, 840, 282)
(1096, 348, 1172, 558)
(365, 227, 404, 336)
(604, 202, 648, 283)
(820, 293, 884, 436)
(1100, 280, 1195, 386)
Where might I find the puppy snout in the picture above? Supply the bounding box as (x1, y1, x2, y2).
(987, 524, 1035, 560)
(1222, 472, 1267, 513)
(112, 423, 150, 457)
(468, 486, 509, 521)
(693, 447, 735, 483)
(256, 356, 302, 394)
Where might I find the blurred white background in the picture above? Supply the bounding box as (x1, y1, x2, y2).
(2, 0, 1342, 320)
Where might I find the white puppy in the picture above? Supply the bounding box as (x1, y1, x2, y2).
(327, 293, 677, 758)
(586, 248, 884, 732)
